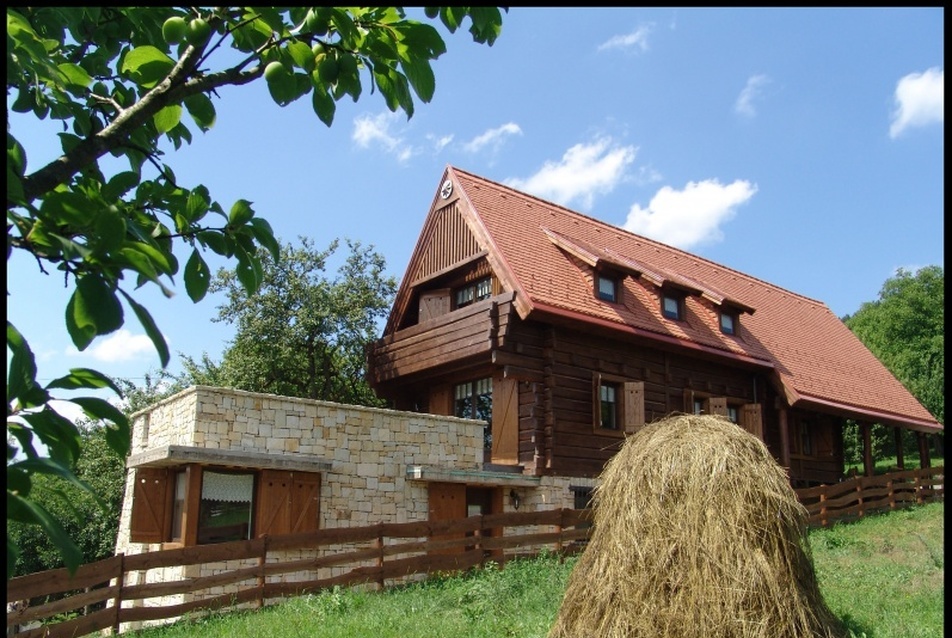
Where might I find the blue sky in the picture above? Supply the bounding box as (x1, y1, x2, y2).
(7, 8, 944, 421)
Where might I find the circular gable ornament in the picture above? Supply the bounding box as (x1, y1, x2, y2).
(440, 179, 453, 199)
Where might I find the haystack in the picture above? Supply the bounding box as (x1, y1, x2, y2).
(548, 413, 844, 638)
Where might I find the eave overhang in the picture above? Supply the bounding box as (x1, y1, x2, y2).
(791, 394, 943, 434)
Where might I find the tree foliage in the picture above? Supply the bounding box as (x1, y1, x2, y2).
(7, 6, 505, 577)
(183, 237, 397, 405)
(841, 265, 944, 464)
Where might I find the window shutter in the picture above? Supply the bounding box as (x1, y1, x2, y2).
(256, 469, 292, 536)
(491, 377, 519, 464)
(419, 289, 451, 322)
(623, 381, 645, 434)
(290, 472, 321, 533)
(130, 468, 170, 543)
(709, 396, 728, 416)
(741, 403, 763, 439)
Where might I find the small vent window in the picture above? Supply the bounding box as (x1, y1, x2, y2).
(455, 277, 492, 309)
(597, 275, 617, 302)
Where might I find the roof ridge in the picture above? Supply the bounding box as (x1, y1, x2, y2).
(448, 165, 830, 311)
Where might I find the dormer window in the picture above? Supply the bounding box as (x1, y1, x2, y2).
(455, 277, 492, 309)
(720, 311, 737, 335)
(662, 292, 683, 320)
(597, 274, 617, 302)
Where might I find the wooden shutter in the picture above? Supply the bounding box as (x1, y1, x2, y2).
(129, 468, 170, 543)
(429, 385, 452, 416)
(290, 472, 321, 533)
(256, 469, 292, 536)
(709, 396, 728, 417)
(491, 377, 519, 464)
(623, 381, 645, 434)
(257, 470, 321, 536)
(741, 403, 763, 439)
(419, 289, 451, 322)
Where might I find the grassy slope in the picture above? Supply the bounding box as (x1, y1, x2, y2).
(131, 501, 944, 638)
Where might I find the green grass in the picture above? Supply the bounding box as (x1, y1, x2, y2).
(130, 502, 944, 638)
(843, 455, 944, 476)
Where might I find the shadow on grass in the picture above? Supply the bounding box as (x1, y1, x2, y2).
(839, 613, 876, 638)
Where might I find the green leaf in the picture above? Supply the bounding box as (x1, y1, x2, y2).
(234, 245, 262, 295)
(65, 276, 124, 350)
(103, 171, 141, 200)
(69, 397, 130, 456)
(20, 409, 81, 466)
(118, 290, 170, 367)
(184, 248, 211, 302)
(45, 368, 123, 394)
(6, 491, 84, 577)
(184, 93, 216, 131)
(197, 230, 228, 256)
(56, 61, 92, 91)
(153, 104, 182, 134)
(249, 217, 281, 261)
(229, 199, 255, 226)
(7, 322, 37, 405)
(120, 45, 175, 89)
(311, 80, 336, 126)
(287, 40, 315, 72)
(400, 58, 436, 103)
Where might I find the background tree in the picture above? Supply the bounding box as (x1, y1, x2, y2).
(182, 237, 397, 405)
(7, 6, 505, 577)
(841, 265, 944, 464)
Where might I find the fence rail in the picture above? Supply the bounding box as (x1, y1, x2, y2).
(7, 467, 944, 638)
(7, 508, 590, 638)
(795, 465, 943, 527)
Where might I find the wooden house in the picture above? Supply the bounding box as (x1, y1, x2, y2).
(366, 166, 942, 509)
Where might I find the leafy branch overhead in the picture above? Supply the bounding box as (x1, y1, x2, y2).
(6, 6, 505, 577)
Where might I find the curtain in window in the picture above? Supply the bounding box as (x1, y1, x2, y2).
(202, 471, 254, 502)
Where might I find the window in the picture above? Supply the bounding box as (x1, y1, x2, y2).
(599, 382, 619, 430)
(597, 275, 617, 302)
(662, 292, 683, 320)
(593, 374, 645, 435)
(727, 405, 739, 424)
(720, 312, 736, 335)
(197, 470, 254, 544)
(130, 465, 320, 546)
(455, 378, 493, 449)
(455, 277, 492, 309)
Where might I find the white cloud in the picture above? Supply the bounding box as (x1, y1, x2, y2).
(889, 67, 943, 138)
(505, 138, 636, 210)
(462, 122, 522, 154)
(427, 133, 454, 153)
(598, 24, 654, 53)
(734, 74, 771, 117)
(622, 179, 758, 250)
(66, 328, 157, 363)
(352, 112, 416, 162)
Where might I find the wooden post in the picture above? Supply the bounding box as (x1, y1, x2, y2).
(376, 527, 385, 591)
(778, 408, 791, 475)
(819, 486, 828, 527)
(887, 476, 895, 510)
(855, 478, 865, 518)
(914, 468, 924, 504)
(111, 553, 125, 635)
(894, 428, 905, 470)
(917, 432, 931, 469)
(861, 422, 873, 477)
(256, 535, 269, 609)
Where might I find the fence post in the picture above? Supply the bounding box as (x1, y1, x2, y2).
(856, 478, 865, 519)
(111, 553, 125, 635)
(256, 535, 269, 609)
(914, 469, 923, 504)
(556, 509, 565, 560)
(376, 525, 385, 591)
(818, 486, 828, 527)
(887, 476, 895, 510)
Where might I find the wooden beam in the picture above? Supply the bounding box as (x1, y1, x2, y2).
(861, 422, 873, 477)
(894, 428, 905, 470)
(778, 407, 791, 472)
(917, 432, 931, 469)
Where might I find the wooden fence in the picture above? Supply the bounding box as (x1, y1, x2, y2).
(7, 508, 590, 638)
(7, 467, 944, 638)
(795, 465, 944, 527)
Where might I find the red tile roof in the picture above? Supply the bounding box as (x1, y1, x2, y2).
(445, 166, 940, 432)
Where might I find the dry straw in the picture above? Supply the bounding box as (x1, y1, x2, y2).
(548, 413, 844, 638)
